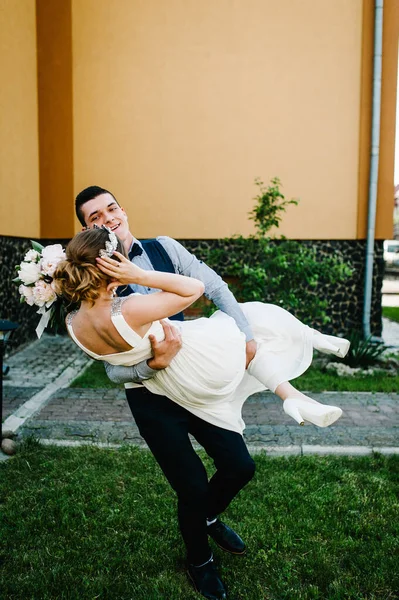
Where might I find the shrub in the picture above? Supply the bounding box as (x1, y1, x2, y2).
(201, 178, 353, 327)
(341, 330, 388, 367)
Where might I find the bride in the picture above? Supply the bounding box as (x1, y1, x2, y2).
(54, 227, 349, 433)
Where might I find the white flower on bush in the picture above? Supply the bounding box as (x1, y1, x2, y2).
(40, 244, 66, 277)
(19, 284, 35, 306)
(32, 280, 57, 308)
(24, 249, 40, 262)
(19, 261, 41, 285)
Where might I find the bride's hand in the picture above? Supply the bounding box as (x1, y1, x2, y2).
(245, 339, 257, 369)
(96, 251, 146, 285)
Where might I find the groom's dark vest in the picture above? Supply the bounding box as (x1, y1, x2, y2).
(118, 238, 184, 322)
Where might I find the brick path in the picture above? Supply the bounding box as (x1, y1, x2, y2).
(2, 324, 399, 455)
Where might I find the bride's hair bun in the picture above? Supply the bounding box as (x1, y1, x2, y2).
(53, 228, 126, 305)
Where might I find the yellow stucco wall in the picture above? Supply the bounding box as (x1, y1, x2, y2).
(72, 0, 365, 239)
(375, 0, 398, 239)
(1, 0, 397, 240)
(358, 0, 398, 240)
(0, 0, 40, 238)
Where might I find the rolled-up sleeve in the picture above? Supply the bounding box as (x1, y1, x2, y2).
(157, 237, 254, 341)
(104, 360, 157, 385)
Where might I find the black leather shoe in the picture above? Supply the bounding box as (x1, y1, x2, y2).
(207, 519, 246, 555)
(188, 558, 227, 600)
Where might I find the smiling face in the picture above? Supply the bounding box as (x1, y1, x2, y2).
(79, 193, 133, 250)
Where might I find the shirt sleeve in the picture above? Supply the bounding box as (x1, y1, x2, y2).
(104, 360, 157, 384)
(157, 236, 254, 342)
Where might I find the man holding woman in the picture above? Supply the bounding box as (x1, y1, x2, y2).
(70, 186, 347, 599)
(74, 185, 261, 600)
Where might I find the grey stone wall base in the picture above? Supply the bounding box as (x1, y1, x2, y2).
(1, 236, 384, 349)
(181, 238, 384, 337)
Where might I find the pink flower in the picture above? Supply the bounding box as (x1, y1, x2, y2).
(32, 280, 57, 308)
(19, 284, 35, 306)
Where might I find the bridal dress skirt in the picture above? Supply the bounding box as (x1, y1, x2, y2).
(143, 302, 315, 434)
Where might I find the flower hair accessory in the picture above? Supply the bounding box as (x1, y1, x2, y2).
(95, 225, 118, 258)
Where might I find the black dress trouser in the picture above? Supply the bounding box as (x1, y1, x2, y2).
(126, 386, 256, 565)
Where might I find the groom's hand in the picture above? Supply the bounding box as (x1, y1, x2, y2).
(147, 320, 182, 370)
(245, 339, 257, 369)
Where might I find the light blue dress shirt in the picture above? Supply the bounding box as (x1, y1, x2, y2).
(104, 236, 254, 384)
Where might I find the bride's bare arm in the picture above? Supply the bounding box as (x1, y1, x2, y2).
(97, 251, 204, 326)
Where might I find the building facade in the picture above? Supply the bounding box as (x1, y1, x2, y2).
(1, 0, 398, 347)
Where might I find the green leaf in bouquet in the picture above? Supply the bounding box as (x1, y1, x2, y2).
(12, 277, 21, 283)
(30, 240, 44, 253)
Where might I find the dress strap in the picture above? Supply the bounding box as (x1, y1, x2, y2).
(111, 296, 128, 317)
(66, 310, 78, 328)
(110, 296, 144, 346)
(66, 310, 99, 358)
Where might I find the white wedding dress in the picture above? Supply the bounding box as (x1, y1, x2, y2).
(66, 296, 332, 434)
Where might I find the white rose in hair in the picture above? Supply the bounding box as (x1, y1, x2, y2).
(24, 249, 40, 262)
(32, 280, 57, 308)
(41, 244, 66, 277)
(19, 284, 35, 306)
(19, 261, 41, 285)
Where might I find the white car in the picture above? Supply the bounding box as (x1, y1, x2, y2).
(384, 240, 399, 269)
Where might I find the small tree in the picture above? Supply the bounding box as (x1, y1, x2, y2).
(249, 177, 299, 235)
(201, 178, 353, 327)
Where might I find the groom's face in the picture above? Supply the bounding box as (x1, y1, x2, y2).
(80, 193, 130, 243)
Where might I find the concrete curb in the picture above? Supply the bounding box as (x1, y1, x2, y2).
(3, 357, 92, 434)
(36, 438, 399, 456)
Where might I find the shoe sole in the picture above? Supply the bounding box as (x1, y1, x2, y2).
(335, 339, 350, 359)
(317, 407, 343, 427)
(213, 540, 247, 555)
(324, 336, 351, 358)
(301, 406, 342, 428)
(187, 569, 227, 599)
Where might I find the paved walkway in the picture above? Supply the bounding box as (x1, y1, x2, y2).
(382, 277, 399, 307)
(2, 317, 399, 456)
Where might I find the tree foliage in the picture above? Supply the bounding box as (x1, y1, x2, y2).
(201, 178, 353, 327)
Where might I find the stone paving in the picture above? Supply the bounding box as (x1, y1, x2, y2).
(4, 334, 89, 388)
(382, 315, 399, 346)
(3, 387, 42, 420)
(2, 325, 399, 454)
(15, 388, 399, 451)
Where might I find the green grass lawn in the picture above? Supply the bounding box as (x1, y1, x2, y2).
(382, 306, 399, 323)
(293, 367, 399, 393)
(70, 360, 119, 389)
(71, 359, 399, 393)
(1, 443, 398, 600)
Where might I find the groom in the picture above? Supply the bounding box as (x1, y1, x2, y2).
(75, 185, 257, 600)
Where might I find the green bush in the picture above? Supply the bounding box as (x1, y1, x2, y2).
(340, 330, 387, 367)
(202, 178, 353, 326)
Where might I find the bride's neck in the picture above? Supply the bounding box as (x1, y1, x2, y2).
(80, 289, 114, 311)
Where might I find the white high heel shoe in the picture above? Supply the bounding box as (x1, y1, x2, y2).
(283, 397, 343, 427)
(312, 332, 350, 359)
